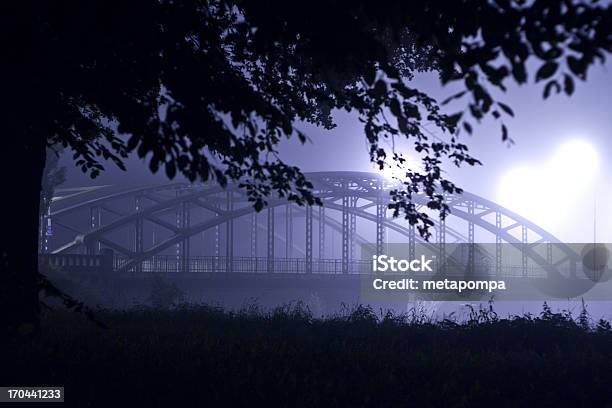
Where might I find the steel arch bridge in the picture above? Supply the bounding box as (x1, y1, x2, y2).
(44, 171, 580, 278)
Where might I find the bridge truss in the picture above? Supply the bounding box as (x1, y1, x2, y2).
(45, 172, 580, 277)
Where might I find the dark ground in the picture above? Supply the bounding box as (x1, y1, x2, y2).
(4, 302, 612, 407)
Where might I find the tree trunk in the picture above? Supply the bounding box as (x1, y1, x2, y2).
(0, 131, 46, 332)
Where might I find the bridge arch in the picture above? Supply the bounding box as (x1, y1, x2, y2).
(46, 172, 579, 277)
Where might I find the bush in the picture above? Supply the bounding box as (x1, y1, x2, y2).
(5, 302, 612, 406)
(148, 274, 185, 309)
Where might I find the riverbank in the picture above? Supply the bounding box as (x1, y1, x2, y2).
(4, 302, 612, 406)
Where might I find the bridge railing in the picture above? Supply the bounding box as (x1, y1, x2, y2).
(39, 251, 113, 273)
(114, 255, 373, 274)
(35, 251, 588, 281)
(113, 255, 555, 277)
(39, 252, 568, 278)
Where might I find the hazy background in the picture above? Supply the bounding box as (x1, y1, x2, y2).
(56, 58, 612, 319)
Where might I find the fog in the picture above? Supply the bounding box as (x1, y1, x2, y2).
(53, 59, 612, 320)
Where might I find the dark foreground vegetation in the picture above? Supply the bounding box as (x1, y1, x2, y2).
(4, 302, 612, 407)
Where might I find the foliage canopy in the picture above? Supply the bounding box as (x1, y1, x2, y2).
(14, 0, 612, 238)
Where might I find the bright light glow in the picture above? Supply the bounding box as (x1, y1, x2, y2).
(375, 155, 422, 182)
(379, 164, 405, 181)
(498, 139, 599, 232)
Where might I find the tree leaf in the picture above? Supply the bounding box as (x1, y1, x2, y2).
(563, 73, 575, 96)
(441, 90, 467, 105)
(364, 66, 376, 86)
(543, 80, 560, 99)
(373, 80, 387, 98)
(511, 62, 527, 84)
(536, 62, 558, 82)
(463, 121, 473, 135)
(389, 98, 402, 117)
(497, 102, 514, 117)
(165, 161, 176, 179)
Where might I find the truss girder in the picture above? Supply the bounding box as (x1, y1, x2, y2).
(47, 172, 579, 276)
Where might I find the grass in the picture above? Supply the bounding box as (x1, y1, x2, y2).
(4, 301, 612, 407)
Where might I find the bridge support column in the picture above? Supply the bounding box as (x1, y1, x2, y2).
(408, 223, 415, 261)
(267, 207, 275, 273)
(545, 242, 554, 279)
(134, 218, 143, 272)
(88, 206, 101, 254)
(306, 205, 313, 273)
(318, 206, 325, 260)
(495, 212, 502, 276)
(251, 212, 257, 258)
(250, 212, 258, 272)
(214, 196, 220, 271)
(342, 195, 349, 274)
(318, 206, 325, 272)
(438, 213, 446, 272)
(135, 197, 143, 273)
(285, 205, 293, 258)
(226, 191, 233, 272)
(350, 197, 357, 264)
(468, 201, 475, 273)
(181, 201, 190, 273)
(175, 191, 181, 272)
(521, 225, 528, 276)
(39, 200, 49, 254)
(376, 186, 385, 257)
